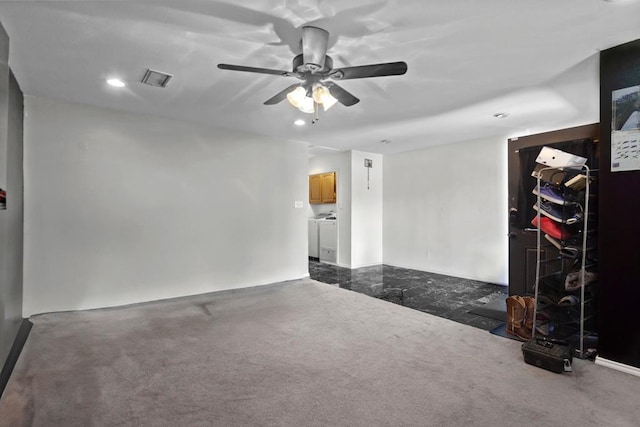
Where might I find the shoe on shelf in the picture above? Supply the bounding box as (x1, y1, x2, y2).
(533, 202, 583, 224)
(536, 311, 551, 323)
(537, 295, 555, 310)
(544, 234, 562, 250)
(531, 164, 566, 185)
(564, 174, 590, 191)
(535, 321, 551, 336)
(557, 295, 580, 306)
(532, 183, 570, 205)
(531, 215, 572, 240)
(565, 269, 598, 291)
(559, 246, 580, 259)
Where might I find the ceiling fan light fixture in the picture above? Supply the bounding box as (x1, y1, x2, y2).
(312, 84, 338, 111)
(298, 96, 315, 114)
(286, 86, 306, 108)
(287, 86, 315, 114)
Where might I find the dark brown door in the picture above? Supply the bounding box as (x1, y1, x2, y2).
(507, 124, 599, 296)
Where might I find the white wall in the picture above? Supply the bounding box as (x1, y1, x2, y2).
(308, 152, 351, 267)
(383, 136, 508, 285)
(23, 96, 309, 315)
(350, 151, 383, 268)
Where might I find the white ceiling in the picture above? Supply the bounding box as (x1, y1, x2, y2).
(1, 0, 639, 155)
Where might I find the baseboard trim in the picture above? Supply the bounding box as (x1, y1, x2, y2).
(0, 318, 33, 399)
(595, 356, 640, 378)
(349, 262, 383, 269)
(383, 262, 507, 286)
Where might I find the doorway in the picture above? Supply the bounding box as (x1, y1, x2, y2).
(507, 124, 599, 296)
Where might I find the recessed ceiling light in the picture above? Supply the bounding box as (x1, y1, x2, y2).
(294, 119, 305, 126)
(107, 78, 126, 88)
(493, 112, 509, 119)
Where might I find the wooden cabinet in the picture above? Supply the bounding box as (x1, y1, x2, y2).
(309, 172, 336, 204)
(320, 174, 335, 202)
(309, 174, 323, 204)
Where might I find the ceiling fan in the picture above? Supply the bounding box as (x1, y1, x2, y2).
(217, 26, 407, 116)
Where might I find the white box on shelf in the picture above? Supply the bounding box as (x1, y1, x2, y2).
(535, 146, 587, 168)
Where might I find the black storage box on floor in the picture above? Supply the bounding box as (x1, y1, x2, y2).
(522, 338, 573, 373)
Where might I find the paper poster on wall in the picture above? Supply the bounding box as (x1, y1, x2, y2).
(611, 85, 640, 172)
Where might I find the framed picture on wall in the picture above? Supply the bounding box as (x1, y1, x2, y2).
(611, 85, 640, 172)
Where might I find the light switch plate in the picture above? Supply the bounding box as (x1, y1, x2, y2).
(294, 201, 303, 208)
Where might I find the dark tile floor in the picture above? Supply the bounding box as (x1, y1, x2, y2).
(309, 259, 507, 331)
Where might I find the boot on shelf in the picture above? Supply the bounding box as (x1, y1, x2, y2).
(506, 296, 533, 341)
(522, 296, 535, 340)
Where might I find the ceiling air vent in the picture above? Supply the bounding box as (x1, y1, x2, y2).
(141, 69, 173, 88)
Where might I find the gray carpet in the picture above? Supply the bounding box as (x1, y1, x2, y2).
(1, 279, 639, 426)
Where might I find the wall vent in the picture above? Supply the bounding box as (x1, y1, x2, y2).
(141, 69, 173, 87)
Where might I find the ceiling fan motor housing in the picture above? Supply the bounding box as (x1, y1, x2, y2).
(293, 54, 333, 74)
(301, 26, 329, 72)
